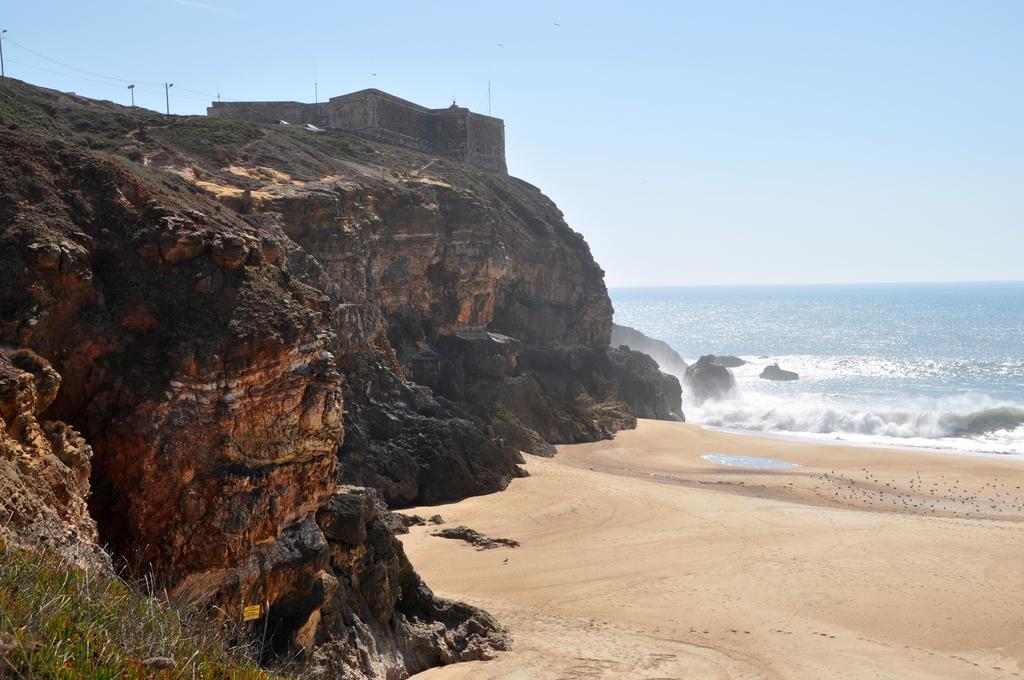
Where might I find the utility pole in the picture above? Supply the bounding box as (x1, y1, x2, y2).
(164, 82, 173, 115)
(1, 30, 7, 79)
(488, 78, 491, 116)
(127, 84, 135, 108)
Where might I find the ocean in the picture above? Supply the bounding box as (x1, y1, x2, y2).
(610, 282, 1024, 455)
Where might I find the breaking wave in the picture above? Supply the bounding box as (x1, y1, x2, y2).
(950, 406, 1024, 437)
(694, 401, 1024, 441)
(612, 282, 1024, 455)
(670, 353, 1024, 454)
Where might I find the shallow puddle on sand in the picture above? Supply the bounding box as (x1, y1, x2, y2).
(702, 453, 800, 469)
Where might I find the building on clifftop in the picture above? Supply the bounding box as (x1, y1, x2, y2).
(207, 88, 507, 173)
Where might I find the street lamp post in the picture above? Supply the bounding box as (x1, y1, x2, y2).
(128, 84, 135, 108)
(1, 30, 7, 79)
(164, 82, 173, 115)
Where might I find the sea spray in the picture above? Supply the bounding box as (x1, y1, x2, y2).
(690, 395, 1024, 453)
(612, 282, 1024, 455)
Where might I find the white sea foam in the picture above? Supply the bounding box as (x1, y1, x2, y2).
(683, 380, 1024, 455)
(612, 282, 1024, 456)
(661, 354, 1024, 455)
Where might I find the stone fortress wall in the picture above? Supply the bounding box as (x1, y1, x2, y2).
(208, 89, 506, 173)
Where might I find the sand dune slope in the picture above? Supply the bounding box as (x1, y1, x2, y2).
(404, 420, 1024, 679)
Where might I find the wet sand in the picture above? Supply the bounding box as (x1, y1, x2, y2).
(404, 419, 1024, 679)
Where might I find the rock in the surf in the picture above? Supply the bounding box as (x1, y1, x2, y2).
(759, 363, 799, 381)
(684, 355, 736, 403)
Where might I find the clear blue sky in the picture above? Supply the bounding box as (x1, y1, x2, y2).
(3, 1, 1022, 286)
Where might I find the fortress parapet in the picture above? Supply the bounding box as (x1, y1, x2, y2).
(208, 89, 506, 173)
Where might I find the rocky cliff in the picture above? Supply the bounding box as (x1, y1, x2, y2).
(0, 349, 107, 570)
(611, 323, 690, 379)
(0, 78, 677, 676)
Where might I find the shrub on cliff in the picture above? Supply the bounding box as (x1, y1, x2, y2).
(0, 543, 273, 679)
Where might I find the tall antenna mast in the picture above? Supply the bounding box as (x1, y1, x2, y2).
(488, 78, 491, 116)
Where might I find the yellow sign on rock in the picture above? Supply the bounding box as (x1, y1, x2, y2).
(242, 604, 263, 622)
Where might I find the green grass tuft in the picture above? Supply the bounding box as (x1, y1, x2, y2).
(0, 543, 274, 679)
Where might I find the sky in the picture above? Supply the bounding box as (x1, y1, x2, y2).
(2, 1, 1022, 286)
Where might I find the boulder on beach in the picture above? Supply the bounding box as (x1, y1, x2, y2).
(684, 355, 736, 403)
(759, 363, 799, 381)
(712, 355, 746, 368)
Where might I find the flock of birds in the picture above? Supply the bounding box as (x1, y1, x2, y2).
(809, 468, 1024, 520)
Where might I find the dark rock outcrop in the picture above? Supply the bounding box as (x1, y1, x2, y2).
(402, 336, 682, 458)
(712, 355, 746, 368)
(387, 512, 427, 535)
(608, 347, 684, 421)
(432, 525, 520, 550)
(760, 363, 799, 381)
(310, 490, 512, 676)
(176, 487, 509, 678)
(610, 323, 689, 377)
(337, 377, 526, 505)
(684, 355, 736, 403)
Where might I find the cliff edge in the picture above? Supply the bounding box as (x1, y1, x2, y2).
(0, 78, 677, 676)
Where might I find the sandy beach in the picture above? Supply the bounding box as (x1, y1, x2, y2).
(404, 420, 1024, 679)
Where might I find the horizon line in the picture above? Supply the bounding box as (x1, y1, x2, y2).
(607, 279, 1024, 290)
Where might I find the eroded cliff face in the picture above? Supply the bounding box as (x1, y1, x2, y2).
(611, 323, 690, 379)
(0, 127, 342, 578)
(0, 349, 106, 570)
(0, 78, 677, 676)
(264, 164, 659, 495)
(0, 87, 508, 677)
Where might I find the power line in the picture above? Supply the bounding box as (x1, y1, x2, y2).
(175, 85, 216, 98)
(6, 59, 211, 103)
(4, 36, 161, 86)
(160, 92, 209, 102)
(3, 36, 217, 105)
(7, 59, 162, 93)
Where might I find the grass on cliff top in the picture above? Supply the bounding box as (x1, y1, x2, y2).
(0, 543, 273, 679)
